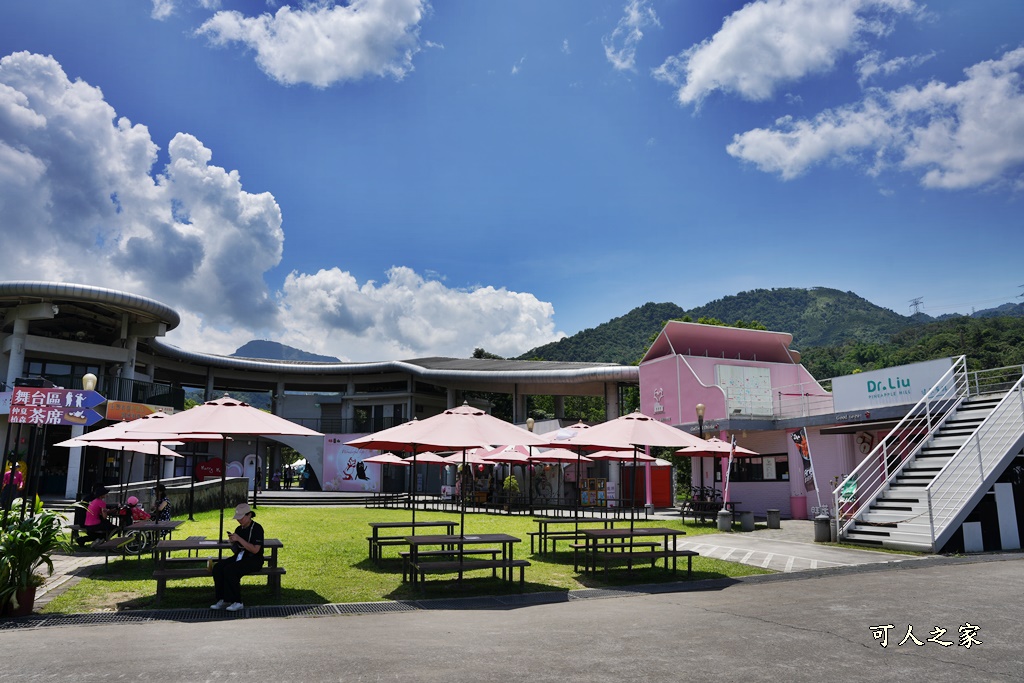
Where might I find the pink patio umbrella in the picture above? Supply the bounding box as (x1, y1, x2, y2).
(130, 395, 323, 540)
(347, 403, 546, 534)
(676, 437, 759, 504)
(527, 448, 592, 512)
(544, 411, 707, 531)
(361, 453, 410, 466)
(54, 437, 184, 504)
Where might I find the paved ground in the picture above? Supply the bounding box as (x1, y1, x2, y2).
(5, 554, 1022, 682)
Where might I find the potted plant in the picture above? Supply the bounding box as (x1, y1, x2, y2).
(0, 507, 73, 617)
(502, 474, 520, 513)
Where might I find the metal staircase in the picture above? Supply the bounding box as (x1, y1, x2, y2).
(835, 359, 1024, 552)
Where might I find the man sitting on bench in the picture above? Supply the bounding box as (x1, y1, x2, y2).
(210, 503, 264, 613)
(83, 485, 117, 543)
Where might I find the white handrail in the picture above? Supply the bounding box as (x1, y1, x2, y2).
(834, 356, 969, 537)
(926, 374, 1024, 548)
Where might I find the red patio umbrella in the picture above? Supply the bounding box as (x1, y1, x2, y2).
(131, 396, 323, 540)
(677, 437, 759, 504)
(544, 411, 707, 531)
(348, 403, 545, 535)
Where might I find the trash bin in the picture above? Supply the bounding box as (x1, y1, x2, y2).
(814, 514, 831, 542)
(716, 508, 732, 532)
(739, 510, 755, 532)
(766, 509, 781, 529)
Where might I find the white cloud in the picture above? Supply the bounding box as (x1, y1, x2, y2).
(562, 39, 571, 55)
(0, 51, 565, 361)
(603, 0, 660, 72)
(196, 0, 428, 87)
(278, 267, 564, 361)
(151, 0, 175, 20)
(653, 0, 917, 106)
(725, 47, 1024, 190)
(511, 56, 525, 76)
(856, 49, 935, 86)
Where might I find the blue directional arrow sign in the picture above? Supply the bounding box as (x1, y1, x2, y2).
(11, 388, 106, 409)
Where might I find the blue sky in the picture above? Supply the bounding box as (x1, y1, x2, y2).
(1, 0, 1022, 361)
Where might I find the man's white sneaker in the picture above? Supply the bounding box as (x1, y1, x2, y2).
(210, 600, 227, 610)
(226, 602, 245, 612)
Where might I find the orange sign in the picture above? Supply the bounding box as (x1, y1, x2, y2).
(104, 401, 175, 422)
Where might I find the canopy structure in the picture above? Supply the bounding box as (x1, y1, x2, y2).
(129, 396, 323, 540)
(348, 404, 545, 535)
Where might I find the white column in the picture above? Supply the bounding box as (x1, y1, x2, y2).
(122, 335, 138, 381)
(4, 318, 28, 387)
(554, 396, 565, 419)
(64, 425, 85, 498)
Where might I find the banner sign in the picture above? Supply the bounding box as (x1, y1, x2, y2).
(322, 434, 381, 493)
(11, 387, 106, 410)
(831, 358, 954, 413)
(9, 405, 104, 426)
(104, 400, 174, 422)
(195, 458, 223, 482)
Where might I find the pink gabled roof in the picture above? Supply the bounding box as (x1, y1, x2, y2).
(641, 321, 801, 365)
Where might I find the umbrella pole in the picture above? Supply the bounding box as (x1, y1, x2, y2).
(188, 445, 196, 521)
(631, 447, 638, 533)
(459, 450, 467, 538)
(410, 447, 417, 531)
(575, 448, 581, 533)
(252, 436, 260, 509)
(219, 437, 227, 545)
(119, 447, 127, 505)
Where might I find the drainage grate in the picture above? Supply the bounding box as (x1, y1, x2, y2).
(415, 596, 505, 610)
(333, 601, 418, 615)
(250, 604, 339, 618)
(568, 588, 643, 601)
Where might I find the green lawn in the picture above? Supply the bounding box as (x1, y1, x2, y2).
(46, 507, 771, 613)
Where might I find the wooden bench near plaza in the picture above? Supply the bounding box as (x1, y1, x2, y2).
(152, 537, 285, 605)
(576, 527, 698, 577)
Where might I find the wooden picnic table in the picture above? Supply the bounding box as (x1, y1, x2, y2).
(152, 536, 285, 605)
(530, 517, 619, 555)
(577, 527, 696, 576)
(367, 520, 458, 563)
(403, 533, 528, 589)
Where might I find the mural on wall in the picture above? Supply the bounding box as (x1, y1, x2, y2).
(322, 434, 381, 492)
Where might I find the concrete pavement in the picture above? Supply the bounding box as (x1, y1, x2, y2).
(2, 554, 1021, 682)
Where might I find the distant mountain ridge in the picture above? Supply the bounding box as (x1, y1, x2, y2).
(231, 340, 340, 363)
(518, 287, 1024, 365)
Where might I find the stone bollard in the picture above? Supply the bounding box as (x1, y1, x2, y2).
(766, 509, 781, 529)
(716, 508, 732, 532)
(739, 510, 755, 532)
(814, 514, 831, 542)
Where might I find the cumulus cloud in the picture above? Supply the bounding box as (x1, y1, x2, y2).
(725, 47, 1024, 189)
(0, 51, 565, 361)
(653, 0, 918, 106)
(151, 0, 175, 20)
(856, 49, 936, 86)
(196, 0, 428, 87)
(279, 267, 564, 361)
(603, 0, 660, 72)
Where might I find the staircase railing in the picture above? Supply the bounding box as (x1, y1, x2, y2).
(927, 371, 1024, 549)
(834, 356, 969, 537)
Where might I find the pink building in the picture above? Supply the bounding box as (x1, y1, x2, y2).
(639, 322, 913, 519)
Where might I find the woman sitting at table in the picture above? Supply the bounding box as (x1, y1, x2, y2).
(152, 483, 171, 522)
(83, 485, 117, 542)
(210, 503, 264, 612)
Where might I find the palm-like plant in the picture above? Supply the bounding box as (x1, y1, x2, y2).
(0, 508, 73, 613)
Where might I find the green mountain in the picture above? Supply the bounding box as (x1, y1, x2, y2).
(518, 302, 686, 365)
(519, 287, 918, 365)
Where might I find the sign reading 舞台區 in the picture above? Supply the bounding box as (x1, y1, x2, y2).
(11, 387, 106, 410)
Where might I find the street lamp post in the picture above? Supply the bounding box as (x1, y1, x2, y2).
(695, 403, 706, 498)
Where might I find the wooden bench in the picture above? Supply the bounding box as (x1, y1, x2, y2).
(529, 530, 595, 554)
(680, 500, 724, 522)
(367, 535, 412, 561)
(153, 565, 286, 604)
(568, 541, 659, 572)
(408, 558, 530, 589)
(592, 549, 698, 577)
(398, 548, 501, 582)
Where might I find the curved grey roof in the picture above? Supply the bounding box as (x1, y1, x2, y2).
(149, 338, 638, 384)
(0, 281, 180, 330)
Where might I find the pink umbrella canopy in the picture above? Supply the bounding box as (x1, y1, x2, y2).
(347, 404, 546, 453)
(405, 451, 449, 465)
(479, 445, 533, 464)
(442, 450, 491, 465)
(528, 448, 593, 463)
(586, 449, 656, 462)
(130, 396, 323, 438)
(676, 437, 759, 457)
(361, 453, 410, 466)
(547, 411, 706, 451)
(54, 438, 183, 457)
